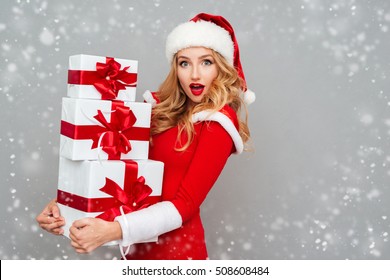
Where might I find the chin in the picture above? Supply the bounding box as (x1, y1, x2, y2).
(185, 93, 203, 104)
(190, 96, 204, 104)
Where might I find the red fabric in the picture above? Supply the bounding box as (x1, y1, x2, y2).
(150, 91, 159, 103)
(125, 110, 237, 260)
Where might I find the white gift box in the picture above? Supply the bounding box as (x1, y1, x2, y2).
(57, 157, 164, 245)
(60, 97, 151, 160)
(67, 54, 138, 101)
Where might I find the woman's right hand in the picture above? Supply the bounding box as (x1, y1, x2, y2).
(36, 198, 65, 235)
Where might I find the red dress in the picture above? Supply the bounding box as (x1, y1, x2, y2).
(124, 105, 240, 260)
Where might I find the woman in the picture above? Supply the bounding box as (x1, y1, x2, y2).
(36, 13, 255, 260)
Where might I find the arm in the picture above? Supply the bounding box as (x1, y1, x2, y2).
(171, 121, 233, 221)
(116, 121, 234, 246)
(68, 119, 235, 251)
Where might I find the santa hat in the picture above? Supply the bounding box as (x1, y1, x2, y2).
(165, 13, 255, 105)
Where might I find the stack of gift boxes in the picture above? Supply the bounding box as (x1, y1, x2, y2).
(56, 54, 163, 245)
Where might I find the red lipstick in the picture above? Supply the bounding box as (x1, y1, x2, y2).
(190, 83, 205, 96)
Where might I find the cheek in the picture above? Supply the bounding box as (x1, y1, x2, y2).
(209, 65, 218, 78)
(177, 70, 187, 86)
(208, 69, 218, 84)
(212, 70, 218, 80)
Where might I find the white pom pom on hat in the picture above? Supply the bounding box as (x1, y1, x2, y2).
(165, 13, 255, 105)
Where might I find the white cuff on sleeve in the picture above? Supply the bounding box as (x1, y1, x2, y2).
(115, 201, 182, 247)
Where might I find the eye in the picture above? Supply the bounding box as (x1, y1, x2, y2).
(202, 59, 213, 66)
(179, 61, 189, 67)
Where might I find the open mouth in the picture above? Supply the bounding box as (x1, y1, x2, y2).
(190, 83, 205, 96)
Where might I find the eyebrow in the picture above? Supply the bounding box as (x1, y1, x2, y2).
(177, 54, 214, 60)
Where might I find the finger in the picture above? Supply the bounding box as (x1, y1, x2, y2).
(41, 220, 65, 232)
(73, 244, 92, 254)
(47, 216, 65, 226)
(72, 218, 92, 229)
(39, 206, 53, 216)
(70, 238, 90, 254)
(40, 215, 61, 225)
(39, 201, 57, 217)
(71, 243, 86, 253)
(51, 227, 64, 235)
(69, 226, 85, 243)
(69, 225, 82, 237)
(36, 213, 52, 224)
(44, 227, 64, 235)
(37, 211, 64, 225)
(50, 204, 61, 219)
(38, 219, 55, 230)
(70, 239, 82, 249)
(74, 248, 88, 254)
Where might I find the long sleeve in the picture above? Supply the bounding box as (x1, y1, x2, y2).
(116, 122, 233, 246)
(115, 106, 241, 247)
(171, 121, 233, 221)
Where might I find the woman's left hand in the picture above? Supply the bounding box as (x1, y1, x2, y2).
(69, 218, 122, 254)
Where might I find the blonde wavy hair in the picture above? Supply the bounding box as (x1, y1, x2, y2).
(151, 49, 250, 151)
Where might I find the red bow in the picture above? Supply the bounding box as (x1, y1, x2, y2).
(92, 105, 137, 158)
(96, 176, 152, 221)
(94, 58, 137, 99)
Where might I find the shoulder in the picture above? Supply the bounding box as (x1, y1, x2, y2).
(192, 105, 243, 154)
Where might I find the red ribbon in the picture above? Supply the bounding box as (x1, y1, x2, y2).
(95, 176, 152, 221)
(68, 57, 137, 100)
(57, 160, 161, 221)
(60, 102, 150, 160)
(92, 105, 136, 158)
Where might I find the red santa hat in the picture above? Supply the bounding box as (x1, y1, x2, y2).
(165, 13, 255, 105)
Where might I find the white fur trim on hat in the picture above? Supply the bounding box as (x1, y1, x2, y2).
(192, 111, 243, 154)
(241, 88, 256, 105)
(166, 20, 234, 65)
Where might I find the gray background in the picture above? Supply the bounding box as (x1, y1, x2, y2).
(1, 0, 389, 260)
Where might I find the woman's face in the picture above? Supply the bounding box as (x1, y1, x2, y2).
(176, 47, 218, 104)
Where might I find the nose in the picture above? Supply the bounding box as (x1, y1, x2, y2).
(191, 65, 200, 80)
